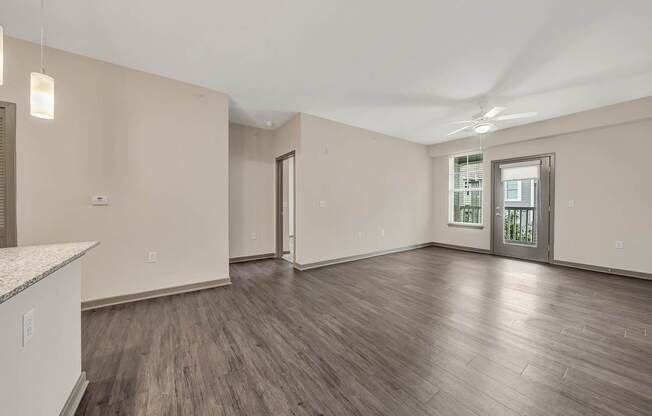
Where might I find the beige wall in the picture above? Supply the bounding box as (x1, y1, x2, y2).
(0, 37, 230, 301)
(298, 114, 431, 265)
(273, 115, 302, 259)
(229, 124, 275, 258)
(229, 113, 432, 266)
(430, 98, 652, 274)
(228, 116, 301, 260)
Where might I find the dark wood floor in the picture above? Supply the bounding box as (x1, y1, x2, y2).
(76, 247, 652, 415)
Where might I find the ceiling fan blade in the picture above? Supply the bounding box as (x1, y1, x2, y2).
(495, 112, 537, 121)
(483, 106, 506, 118)
(449, 120, 474, 124)
(447, 124, 472, 136)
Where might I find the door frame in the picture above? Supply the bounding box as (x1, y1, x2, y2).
(490, 153, 555, 263)
(275, 150, 296, 262)
(0, 101, 17, 248)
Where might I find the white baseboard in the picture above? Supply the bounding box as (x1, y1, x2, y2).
(59, 372, 88, 416)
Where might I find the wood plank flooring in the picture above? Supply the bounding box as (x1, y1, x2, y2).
(76, 247, 652, 415)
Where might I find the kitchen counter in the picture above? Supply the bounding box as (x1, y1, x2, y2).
(0, 241, 98, 415)
(0, 242, 99, 304)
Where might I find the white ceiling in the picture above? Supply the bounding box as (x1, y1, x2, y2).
(1, 0, 651, 144)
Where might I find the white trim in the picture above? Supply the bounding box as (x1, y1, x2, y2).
(81, 278, 231, 310)
(295, 243, 433, 270)
(448, 222, 484, 229)
(58, 372, 88, 416)
(448, 152, 484, 226)
(530, 180, 535, 207)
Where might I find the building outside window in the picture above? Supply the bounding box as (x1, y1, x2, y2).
(504, 181, 522, 201)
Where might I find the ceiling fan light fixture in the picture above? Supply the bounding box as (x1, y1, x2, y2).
(473, 123, 493, 134)
(446, 106, 537, 137)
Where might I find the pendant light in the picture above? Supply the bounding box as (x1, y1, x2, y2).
(30, 0, 54, 119)
(0, 25, 4, 85)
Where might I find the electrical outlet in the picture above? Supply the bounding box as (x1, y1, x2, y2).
(615, 241, 624, 249)
(381, 229, 385, 237)
(319, 200, 327, 208)
(251, 233, 257, 240)
(147, 251, 158, 263)
(567, 200, 575, 208)
(358, 231, 363, 240)
(23, 309, 35, 346)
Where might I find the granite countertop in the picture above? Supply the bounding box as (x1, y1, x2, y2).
(0, 242, 99, 304)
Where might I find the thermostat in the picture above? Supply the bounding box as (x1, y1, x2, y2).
(91, 195, 109, 206)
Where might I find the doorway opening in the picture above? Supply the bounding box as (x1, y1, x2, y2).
(0, 101, 17, 248)
(491, 154, 554, 263)
(276, 151, 295, 264)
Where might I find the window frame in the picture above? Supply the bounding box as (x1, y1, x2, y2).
(448, 152, 484, 227)
(504, 180, 522, 202)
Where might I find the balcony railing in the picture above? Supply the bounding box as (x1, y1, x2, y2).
(455, 205, 482, 224)
(504, 206, 536, 244)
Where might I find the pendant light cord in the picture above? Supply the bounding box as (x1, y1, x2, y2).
(40, 0, 45, 73)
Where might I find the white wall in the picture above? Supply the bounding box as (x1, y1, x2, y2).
(0, 261, 82, 415)
(0, 37, 230, 301)
(430, 98, 652, 274)
(229, 123, 275, 258)
(298, 114, 431, 265)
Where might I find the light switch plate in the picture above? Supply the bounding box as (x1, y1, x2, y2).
(23, 309, 35, 346)
(319, 200, 327, 208)
(615, 241, 624, 249)
(567, 200, 575, 208)
(147, 251, 158, 263)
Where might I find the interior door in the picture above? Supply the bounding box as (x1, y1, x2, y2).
(492, 156, 552, 262)
(276, 151, 296, 263)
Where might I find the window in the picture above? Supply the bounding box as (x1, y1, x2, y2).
(449, 153, 483, 225)
(504, 181, 522, 202)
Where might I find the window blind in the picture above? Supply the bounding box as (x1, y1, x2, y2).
(500, 160, 540, 182)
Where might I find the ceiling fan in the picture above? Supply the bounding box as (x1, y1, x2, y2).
(447, 106, 537, 136)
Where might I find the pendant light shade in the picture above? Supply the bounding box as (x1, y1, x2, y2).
(0, 25, 4, 85)
(30, 0, 54, 119)
(30, 72, 54, 119)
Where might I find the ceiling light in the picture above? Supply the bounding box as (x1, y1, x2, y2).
(30, 72, 54, 119)
(0, 25, 4, 85)
(30, 0, 54, 119)
(473, 123, 493, 134)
